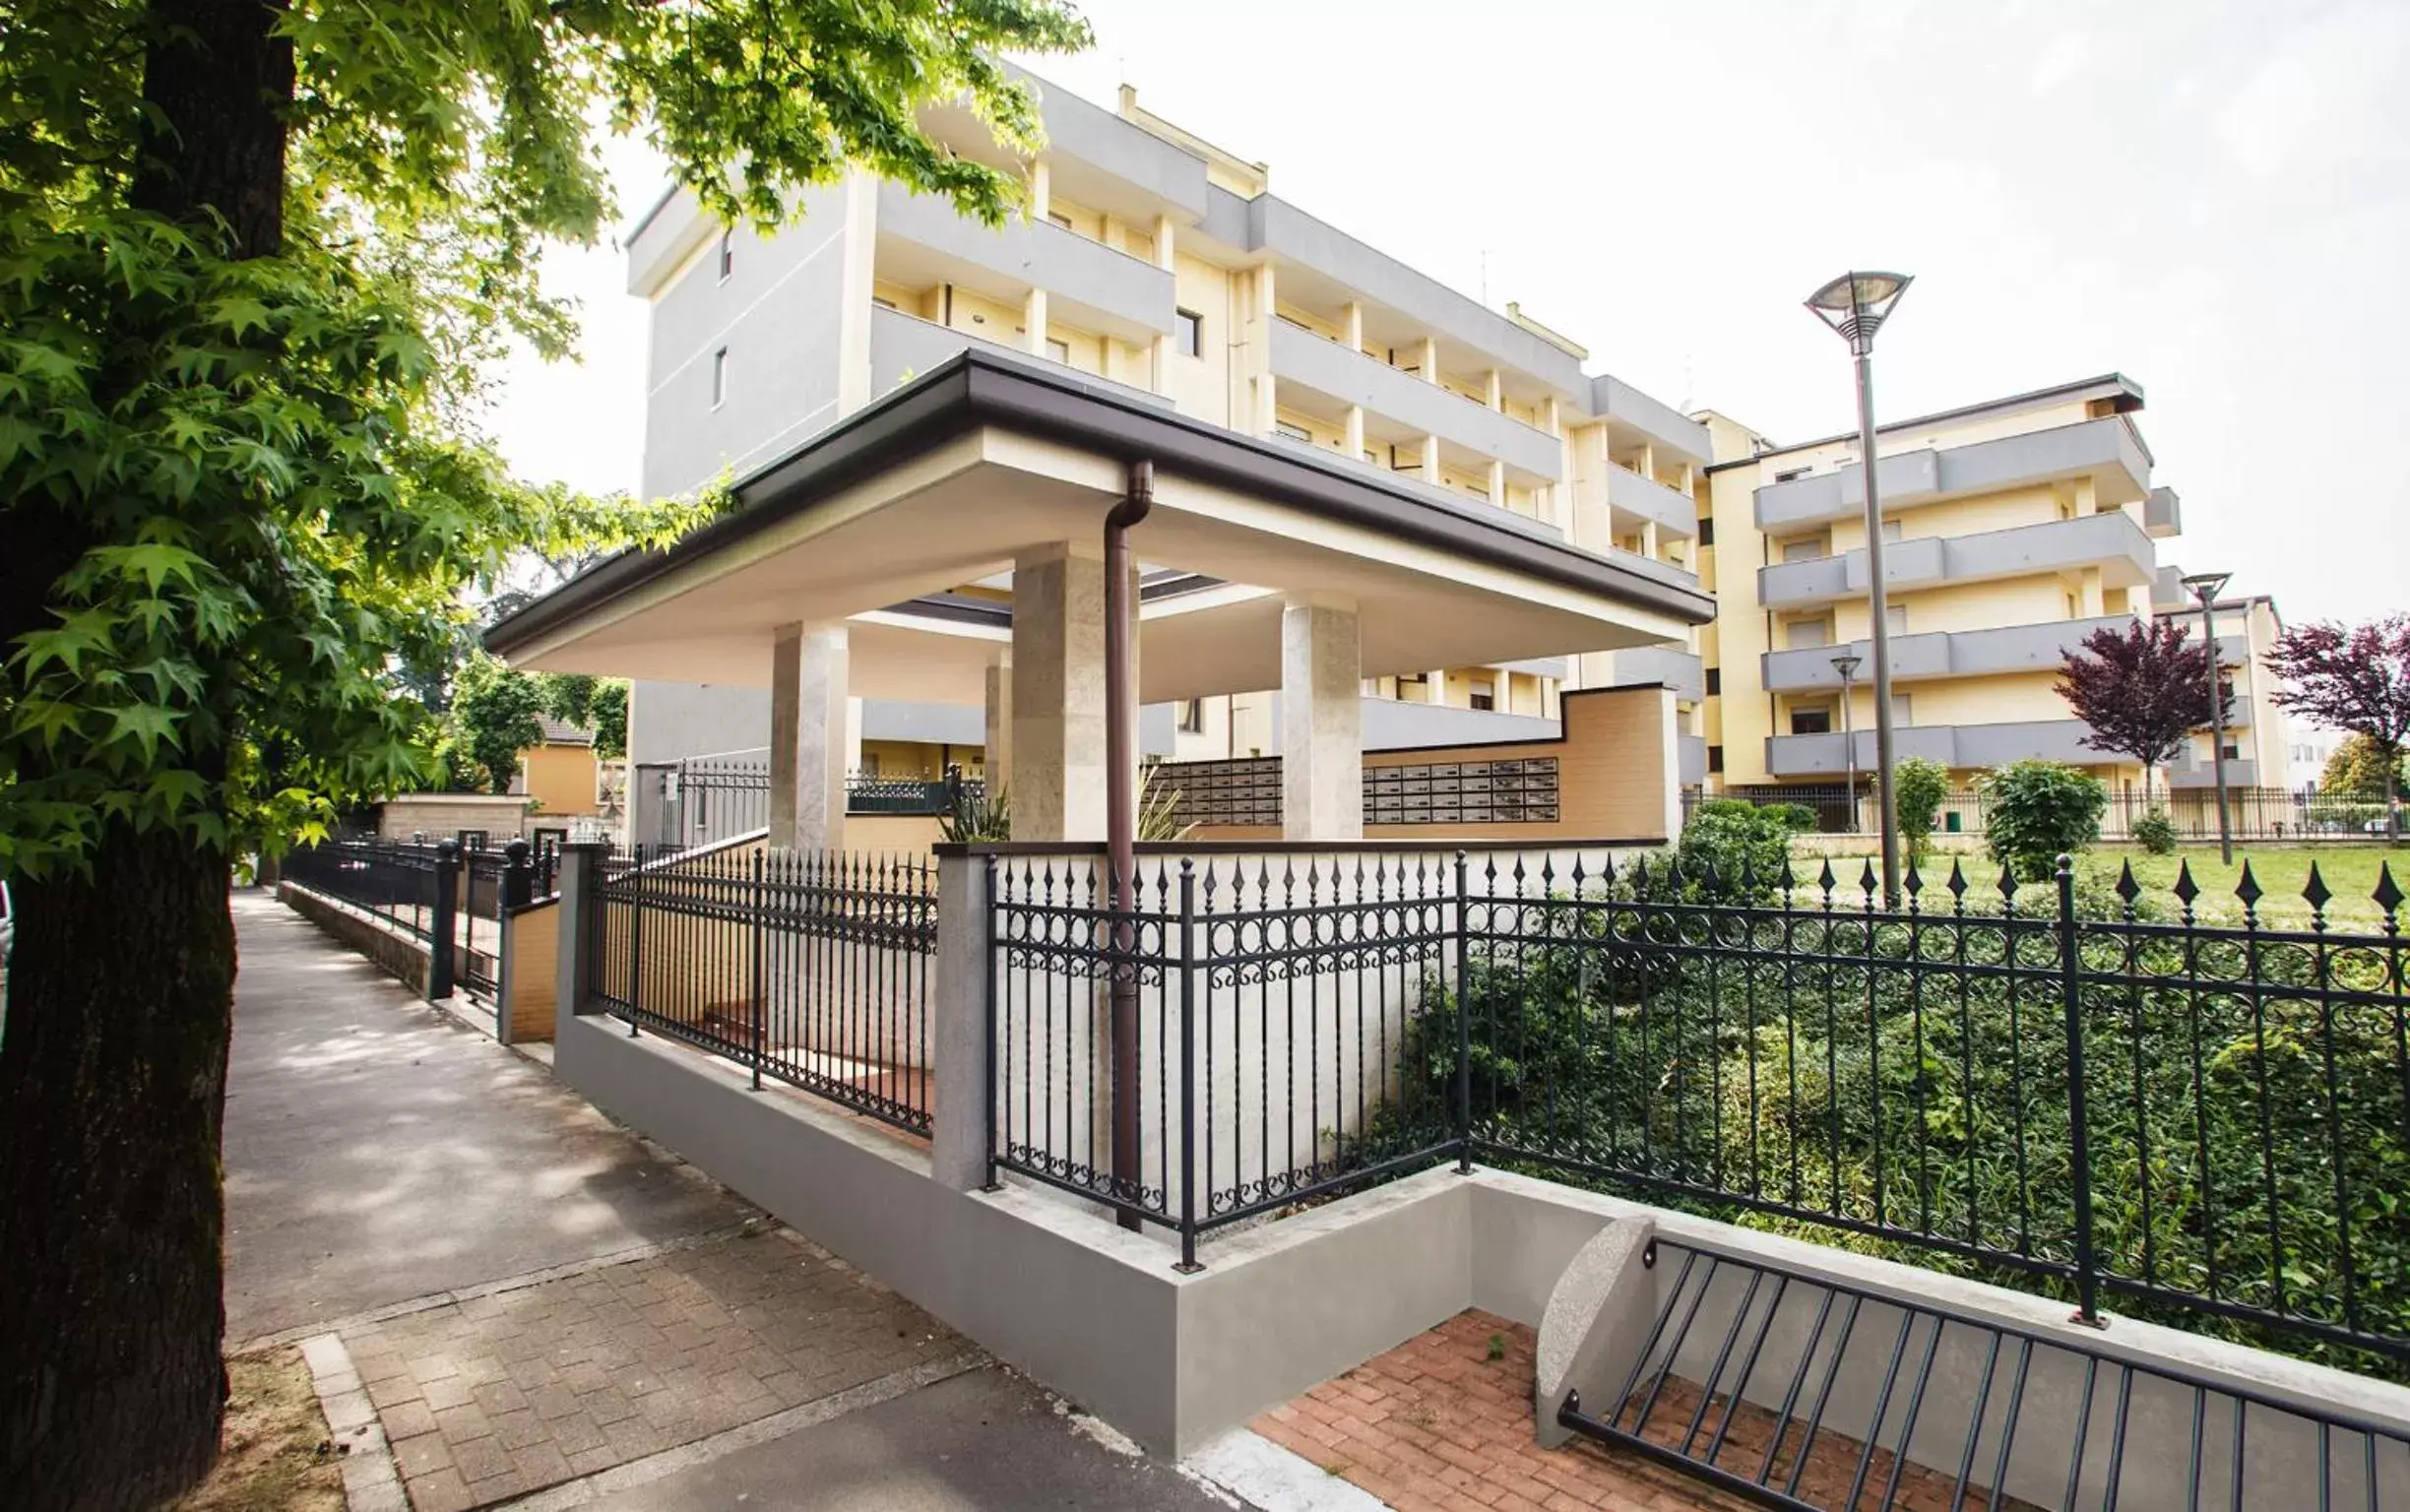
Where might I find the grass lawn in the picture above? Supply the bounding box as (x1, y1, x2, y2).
(1806, 844, 2409, 929)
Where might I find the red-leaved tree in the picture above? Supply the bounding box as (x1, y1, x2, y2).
(2266, 614, 2410, 840)
(2055, 616, 2229, 801)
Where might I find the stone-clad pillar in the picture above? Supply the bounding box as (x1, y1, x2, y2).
(770, 622, 849, 851)
(1281, 597, 1364, 841)
(1010, 544, 1110, 841)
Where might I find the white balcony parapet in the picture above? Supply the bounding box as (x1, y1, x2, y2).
(875, 180, 1175, 343)
(1758, 510, 2158, 610)
(1266, 320, 1562, 482)
(1605, 465, 1698, 538)
(1754, 416, 2152, 533)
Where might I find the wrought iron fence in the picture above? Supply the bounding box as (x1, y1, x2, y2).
(1558, 1233, 2410, 1512)
(849, 771, 982, 816)
(459, 844, 504, 995)
(983, 843, 2410, 1369)
(592, 845, 937, 1135)
(282, 836, 445, 944)
(987, 850, 1465, 1268)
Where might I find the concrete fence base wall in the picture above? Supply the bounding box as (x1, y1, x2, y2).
(278, 882, 432, 997)
(548, 1009, 2410, 1478)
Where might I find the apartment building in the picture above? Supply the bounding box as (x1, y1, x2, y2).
(1695, 375, 2285, 801)
(619, 69, 1709, 795)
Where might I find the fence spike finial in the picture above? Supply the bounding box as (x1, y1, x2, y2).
(1944, 857, 1968, 902)
(2302, 859, 2331, 926)
(1996, 862, 2018, 906)
(1858, 859, 1878, 902)
(2374, 860, 2404, 921)
(1816, 858, 1837, 898)
(2114, 858, 2140, 914)
(2171, 857, 2199, 915)
(2235, 858, 2262, 917)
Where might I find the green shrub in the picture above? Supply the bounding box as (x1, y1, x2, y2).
(1979, 760, 2108, 881)
(2130, 808, 2179, 855)
(1892, 757, 1951, 864)
(1675, 798, 1814, 899)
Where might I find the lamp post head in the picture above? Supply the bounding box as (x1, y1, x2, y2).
(2180, 570, 2232, 607)
(1807, 271, 1913, 356)
(1830, 652, 1864, 683)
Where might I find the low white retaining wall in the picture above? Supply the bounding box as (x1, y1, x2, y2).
(552, 1009, 2410, 1482)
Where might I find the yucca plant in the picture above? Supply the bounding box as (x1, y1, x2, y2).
(934, 766, 1191, 843)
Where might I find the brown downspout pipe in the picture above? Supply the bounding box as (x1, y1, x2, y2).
(1104, 458, 1153, 1231)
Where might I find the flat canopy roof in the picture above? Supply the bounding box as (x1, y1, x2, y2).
(486, 347, 1713, 700)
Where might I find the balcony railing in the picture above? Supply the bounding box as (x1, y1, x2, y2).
(1753, 414, 2152, 532)
(1758, 511, 2157, 610)
(1603, 464, 1696, 538)
(1266, 319, 1561, 482)
(1765, 718, 2101, 776)
(874, 181, 1174, 342)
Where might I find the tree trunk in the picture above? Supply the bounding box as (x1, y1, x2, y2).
(0, 831, 238, 1507)
(0, 1, 291, 1503)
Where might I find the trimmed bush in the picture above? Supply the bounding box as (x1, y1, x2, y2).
(1674, 797, 1815, 899)
(1892, 757, 1951, 864)
(1980, 760, 2108, 881)
(2131, 807, 2179, 855)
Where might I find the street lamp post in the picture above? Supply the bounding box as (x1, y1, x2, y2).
(2182, 570, 2236, 865)
(1832, 652, 1864, 832)
(1807, 272, 1914, 902)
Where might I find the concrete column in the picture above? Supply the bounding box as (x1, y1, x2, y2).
(1485, 369, 1503, 410)
(1281, 597, 1364, 841)
(1028, 158, 1050, 220)
(1342, 301, 1364, 350)
(1343, 406, 1365, 458)
(1010, 543, 1113, 841)
(1024, 286, 1049, 357)
(1427, 668, 1448, 705)
(931, 850, 993, 1190)
(770, 621, 850, 851)
(1150, 217, 1177, 394)
(845, 695, 865, 780)
(835, 171, 880, 417)
(553, 844, 603, 1035)
(983, 651, 1013, 785)
(1488, 459, 1507, 506)
(1419, 336, 1439, 384)
(1419, 433, 1440, 484)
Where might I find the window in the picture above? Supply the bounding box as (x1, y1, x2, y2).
(1880, 519, 1904, 543)
(1046, 211, 1073, 230)
(710, 346, 729, 409)
(1705, 667, 1722, 697)
(717, 230, 734, 282)
(1175, 308, 1203, 357)
(1275, 419, 1313, 443)
(1774, 467, 1810, 483)
(1708, 744, 1725, 775)
(1791, 708, 1833, 735)
(1177, 699, 1205, 733)
(1786, 618, 1830, 650)
(1046, 337, 1071, 364)
(1886, 604, 1909, 635)
(1469, 681, 1496, 713)
(1698, 517, 1716, 546)
(1892, 693, 1913, 725)
(1782, 538, 1825, 563)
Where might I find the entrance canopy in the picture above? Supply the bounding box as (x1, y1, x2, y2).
(485, 347, 1712, 705)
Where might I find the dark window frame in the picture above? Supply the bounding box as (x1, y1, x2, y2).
(1175, 308, 1203, 358)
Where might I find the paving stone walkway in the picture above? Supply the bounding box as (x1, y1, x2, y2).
(227, 889, 1238, 1511)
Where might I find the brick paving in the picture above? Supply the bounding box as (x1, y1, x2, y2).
(346, 1226, 966, 1512)
(1253, 1310, 2028, 1512)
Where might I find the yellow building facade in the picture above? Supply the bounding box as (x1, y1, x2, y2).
(1697, 375, 2286, 803)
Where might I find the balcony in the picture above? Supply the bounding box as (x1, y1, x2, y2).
(1763, 613, 2152, 692)
(1758, 510, 2157, 611)
(1604, 645, 1705, 703)
(1754, 415, 2152, 533)
(1766, 719, 2107, 776)
(2145, 485, 2182, 538)
(1267, 320, 1562, 481)
(1604, 464, 1697, 538)
(874, 180, 1174, 343)
(1588, 374, 1713, 468)
(869, 307, 1170, 410)
(2169, 750, 2260, 788)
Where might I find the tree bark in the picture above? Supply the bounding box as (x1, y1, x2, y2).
(0, 2, 291, 1503)
(0, 833, 238, 1508)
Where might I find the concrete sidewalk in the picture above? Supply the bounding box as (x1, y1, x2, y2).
(226, 889, 1247, 1511)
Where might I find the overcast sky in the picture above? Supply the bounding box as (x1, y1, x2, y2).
(487, 0, 2409, 625)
